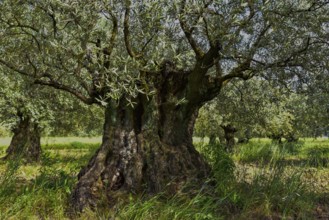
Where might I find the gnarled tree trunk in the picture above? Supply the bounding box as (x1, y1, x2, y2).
(3, 115, 41, 163)
(70, 95, 210, 212)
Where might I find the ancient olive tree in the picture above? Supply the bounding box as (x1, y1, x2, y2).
(291, 84, 329, 138)
(0, 0, 328, 212)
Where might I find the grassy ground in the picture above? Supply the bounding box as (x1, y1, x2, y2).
(0, 137, 328, 219)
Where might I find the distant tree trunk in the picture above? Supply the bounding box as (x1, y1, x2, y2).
(209, 134, 217, 145)
(221, 124, 237, 153)
(3, 114, 41, 163)
(285, 133, 299, 142)
(238, 129, 251, 144)
(270, 134, 283, 144)
(70, 97, 210, 212)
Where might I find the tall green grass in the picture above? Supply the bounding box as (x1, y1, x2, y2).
(0, 140, 98, 219)
(0, 138, 327, 219)
(117, 142, 315, 219)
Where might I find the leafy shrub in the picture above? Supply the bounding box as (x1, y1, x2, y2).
(43, 142, 99, 150)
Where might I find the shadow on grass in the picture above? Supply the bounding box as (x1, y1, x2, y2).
(41, 147, 98, 167)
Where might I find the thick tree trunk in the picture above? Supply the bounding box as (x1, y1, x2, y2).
(221, 124, 237, 153)
(69, 97, 210, 212)
(2, 116, 41, 163)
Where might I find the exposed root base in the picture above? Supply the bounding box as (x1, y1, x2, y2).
(69, 131, 209, 213)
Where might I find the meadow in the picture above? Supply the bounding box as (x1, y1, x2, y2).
(0, 137, 328, 219)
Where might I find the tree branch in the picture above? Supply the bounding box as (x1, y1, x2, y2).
(0, 59, 95, 105)
(0, 59, 30, 77)
(179, 0, 206, 58)
(102, 9, 118, 67)
(34, 79, 95, 105)
(124, 0, 139, 59)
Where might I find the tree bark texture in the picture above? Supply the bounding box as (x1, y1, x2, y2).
(70, 93, 210, 212)
(3, 116, 41, 163)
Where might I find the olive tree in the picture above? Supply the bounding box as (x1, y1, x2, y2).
(0, 68, 102, 162)
(0, 72, 47, 162)
(0, 0, 328, 212)
(195, 78, 286, 148)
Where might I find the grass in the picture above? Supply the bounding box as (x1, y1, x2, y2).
(0, 137, 328, 219)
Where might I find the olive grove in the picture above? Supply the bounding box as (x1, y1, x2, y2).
(0, 0, 328, 212)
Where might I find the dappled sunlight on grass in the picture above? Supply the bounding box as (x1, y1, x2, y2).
(0, 137, 328, 219)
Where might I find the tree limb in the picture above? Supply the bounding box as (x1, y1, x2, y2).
(0, 59, 95, 105)
(103, 9, 118, 68)
(34, 79, 95, 105)
(124, 0, 139, 59)
(179, 0, 205, 58)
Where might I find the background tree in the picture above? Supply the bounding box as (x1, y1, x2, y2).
(0, 72, 47, 162)
(195, 78, 281, 148)
(0, 68, 103, 162)
(0, 0, 328, 212)
(195, 78, 329, 147)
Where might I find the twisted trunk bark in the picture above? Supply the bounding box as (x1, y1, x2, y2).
(69, 96, 209, 212)
(3, 116, 41, 163)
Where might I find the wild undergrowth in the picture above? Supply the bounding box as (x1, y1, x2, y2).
(0, 138, 328, 219)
